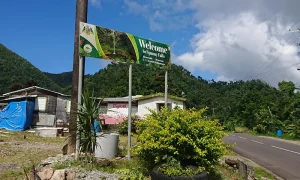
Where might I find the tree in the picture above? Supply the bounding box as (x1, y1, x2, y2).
(278, 80, 295, 96)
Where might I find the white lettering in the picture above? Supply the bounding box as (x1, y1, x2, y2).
(139, 39, 168, 54)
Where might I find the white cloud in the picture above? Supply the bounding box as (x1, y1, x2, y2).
(90, 0, 101, 8)
(124, 0, 300, 86)
(174, 12, 299, 86)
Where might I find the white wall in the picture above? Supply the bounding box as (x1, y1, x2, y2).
(137, 97, 184, 117)
(106, 103, 138, 116)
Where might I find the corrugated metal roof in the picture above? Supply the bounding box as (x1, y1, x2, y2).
(3, 86, 70, 97)
(0, 95, 37, 102)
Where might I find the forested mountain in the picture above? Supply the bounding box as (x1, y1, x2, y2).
(0, 44, 61, 94)
(1, 43, 299, 138)
(44, 71, 92, 88)
(44, 71, 73, 88)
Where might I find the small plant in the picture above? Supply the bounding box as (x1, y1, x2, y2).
(158, 156, 203, 177)
(117, 115, 141, 135)
(77, 89, 102, 155)
(135, 107, 228, 175)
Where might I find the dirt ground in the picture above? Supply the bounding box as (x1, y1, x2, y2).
(0, 130, 65, 179)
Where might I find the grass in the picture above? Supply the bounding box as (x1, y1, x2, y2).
(53, 156, 151, 179)
(254, 167, 275, 180)
(251, 131, 299, 141)
(234, 127, 250, 133)
(0, 130, 65, 179)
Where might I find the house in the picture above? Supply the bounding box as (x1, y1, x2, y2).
(99, 93, 186, 124)
(0, 86, 71, 127)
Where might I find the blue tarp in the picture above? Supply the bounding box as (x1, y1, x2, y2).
(0, 100, 35, 131)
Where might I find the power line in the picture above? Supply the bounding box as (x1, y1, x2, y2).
(245, 62, 300, 80)
(244, 33, 298, 80)
(243, 19, 300, 80)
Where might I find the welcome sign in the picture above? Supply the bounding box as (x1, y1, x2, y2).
(79, 22, 171, 67)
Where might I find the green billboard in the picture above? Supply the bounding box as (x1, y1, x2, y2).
(79, 22, 171, 67)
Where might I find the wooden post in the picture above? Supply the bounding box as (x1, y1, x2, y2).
(68, 0, 88, 154)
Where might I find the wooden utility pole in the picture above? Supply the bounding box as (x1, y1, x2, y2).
(68, 0, 88, 154)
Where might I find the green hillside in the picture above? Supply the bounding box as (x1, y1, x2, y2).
(44, 71, 73, 88)
(44, 71, 92, 88)
(0, 43, 61, 94)
(1, 43, 299, 138)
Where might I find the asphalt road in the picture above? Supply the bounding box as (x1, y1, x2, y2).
(223, 133, 300, 180)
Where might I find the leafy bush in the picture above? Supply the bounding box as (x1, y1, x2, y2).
(135, 107, 228, 174)
(254, 109, 283, 133)
(117, 115, 141, 135)
(286, 120, 300, 139)
(253, 124, 266, 134)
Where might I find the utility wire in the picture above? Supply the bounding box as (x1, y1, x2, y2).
(244, 33, 298, 80)
(243, 19, 300, 80)
(245, 62, 300, 80)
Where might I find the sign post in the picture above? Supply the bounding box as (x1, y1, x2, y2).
(127, 64, 132, 159)
(165, 70, 168, 108)
(75, 56, 84, 159)
(79, 22, 171, 160)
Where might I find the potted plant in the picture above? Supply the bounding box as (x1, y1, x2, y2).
(135, 108, 228, 179)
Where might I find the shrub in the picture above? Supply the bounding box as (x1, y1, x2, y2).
(253, 124, 266, 134)
(117, 115, 141, 135)
(135, 108, 228, 174)
(286, 120, 300, 139)
(234, 127, 249, 133)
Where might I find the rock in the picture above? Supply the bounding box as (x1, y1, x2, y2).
(66, 170, 76, 180)
(76, 172, 86, 179)
(95, 158, 111, 167)
(50, 169, 66, 180)
(62, 144, 68, 155)
(225, 158, 239, 167)
(41, 157, 57, 167)
(70, 153, 75, 157)
(115, 157, 122, 160)
(38, 168, 54, 180)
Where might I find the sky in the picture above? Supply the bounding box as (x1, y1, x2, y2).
(1, 0, 300, 87)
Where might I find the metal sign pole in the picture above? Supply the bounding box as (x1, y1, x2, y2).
(75, 55, 83, 160)
(127, 64, 132, 159)
(165, 70, 168, 108)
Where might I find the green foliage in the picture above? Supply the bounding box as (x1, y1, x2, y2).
(286, 120, 300, 139)
(117, 115, 141, 135)
(253, 109, 283, 133)
(0, 43, 61, 94)
(135, 108, 228, 174)
(278, 80, 295, 96)
(253, 124, 267, 134)
(117, 168, 145, 180)
(158, 156, 203, 176)
(77, 89, 102, 154)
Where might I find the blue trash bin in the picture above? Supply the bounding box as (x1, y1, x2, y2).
(276, 129, 282, 137)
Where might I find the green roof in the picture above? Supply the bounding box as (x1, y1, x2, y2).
(134, 93, 186, 101)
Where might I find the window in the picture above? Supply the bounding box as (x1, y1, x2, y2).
(34, 97, 47, 111)
(66, 100, 71, 113)
(157, 103, 171, 112)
